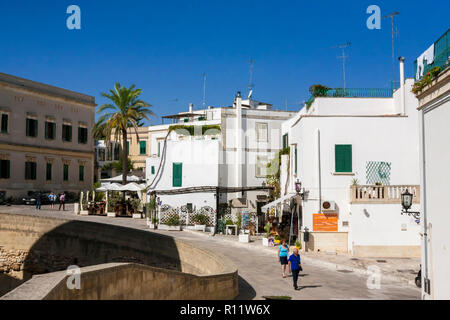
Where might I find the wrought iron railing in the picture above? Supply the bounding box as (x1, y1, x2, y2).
(414, 29, 450, 81)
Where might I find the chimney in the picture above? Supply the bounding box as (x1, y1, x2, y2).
(189, 103, 194, 113)
(398, 57, 406, 115)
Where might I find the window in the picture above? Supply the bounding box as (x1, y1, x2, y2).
(25, 162, 37, 180)
(282, 134, 289, 150)
(98, 149, 106, 162)
(114, 144, 120, 161)
(151, 166, 155, 175)
(63, 164, 69, 181)
(26, 118, 38, 137)
(140, 141, 147, 155)
(126, 141, 130, 156)
(335, 145, 352, 173)
(172, 163, 182, 187)
(62, 124, 72, 142)
(79, 165, 84, 181)
(78, 127, 88, 144)
(46, 163, 52, 181)
(0, 160, 10, 179)
(1, 114, 8, 134)
(158, 141, 161, 157)
(256, 123, 268, 142)
(45, 122, 56, 140)
(256, 155, 268, 178)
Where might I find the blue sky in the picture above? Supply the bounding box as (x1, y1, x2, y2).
(0, 0, 448, 124)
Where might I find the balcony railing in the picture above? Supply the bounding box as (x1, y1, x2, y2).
(414, 29, 450, 81)
(350, 185, 420, 204)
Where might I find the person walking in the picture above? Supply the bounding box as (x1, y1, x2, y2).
(288, 248, 302, 290)
(58, 192, 66, 211)
(278, 239, 289, 278)
(35, 192, 42, 210)
(48, 192, 56, 210)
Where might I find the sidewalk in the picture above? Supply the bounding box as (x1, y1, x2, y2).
(182, 229, 421, 288)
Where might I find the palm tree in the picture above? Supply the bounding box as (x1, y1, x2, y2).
(95, 83, 154, 185)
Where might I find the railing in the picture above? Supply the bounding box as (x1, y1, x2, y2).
(305, 87, 394, 110)
(350, 185, 420, 204)
(414, 29, 450, 81)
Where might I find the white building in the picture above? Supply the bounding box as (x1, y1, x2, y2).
(146, 95, 296, 231)
(94, 140, 121, 181)
(414, 29, 450, 299)
(277, 59, 422, 257)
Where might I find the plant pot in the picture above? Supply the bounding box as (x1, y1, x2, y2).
(159, 224, 181, 231)
(239, 234, 250, 243)
(132, 213, 142, 219)
(149, 223, 158, 229)
(262, 237, 269, 247)
(194, 224, 206, 232)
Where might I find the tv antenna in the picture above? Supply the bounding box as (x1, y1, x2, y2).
(248, 59, 255, 100)
(331, 42, 351, 89)
(382, 11, 399, 89)
(202, 73, 207, 109)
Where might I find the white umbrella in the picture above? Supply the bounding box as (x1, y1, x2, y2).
(119, 183, 145, 192)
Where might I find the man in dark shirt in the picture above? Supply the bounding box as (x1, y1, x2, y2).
(288, 248, 302, 290)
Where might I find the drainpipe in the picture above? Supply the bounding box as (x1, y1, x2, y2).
(421, 110, 430, 297)
(317, 129, 322, 213)
(235, 92, 243, 189)
(399, 57, 406, 116)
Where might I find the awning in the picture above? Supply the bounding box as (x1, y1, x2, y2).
(96, 183, 123, 192)
(261, 193, 297, 213)
(101, 175, 144, 183)
(118, 183, 146, 192)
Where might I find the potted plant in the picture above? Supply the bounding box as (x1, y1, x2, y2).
(274, 235, 282, 245)
(262, 222, 272, 247)
(162, 214, 181, 231)
(295, 240, 302, 250)
(192, 213, 208, 231)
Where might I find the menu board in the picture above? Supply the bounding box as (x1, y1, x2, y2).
(313, 213, 338, 232)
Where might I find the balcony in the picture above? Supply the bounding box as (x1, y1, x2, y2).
(414, 29, 450, 81)
(350, 185, 420, 204)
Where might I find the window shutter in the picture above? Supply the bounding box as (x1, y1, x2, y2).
(26, 119, 30, 136)
(32, 163, 36, 180)
(68, 126, 72, 141)
(151, 166, 155, 175)
(6, 160, 10, 179)
(335, 145, 352, 173)
(173, 163, 182, 187)
(1, 114, 8, 133)
(78, 127, 82, 143)
(79, 165, 84, 181)
(45, 122, 49, 139)
(46, 163, 52, 181)
(52, 123, 56, 139)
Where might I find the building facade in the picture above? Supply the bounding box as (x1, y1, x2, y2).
(277, 61, 422, 257)
(0, 73, 96, 199)
(414, 29, 450, 300)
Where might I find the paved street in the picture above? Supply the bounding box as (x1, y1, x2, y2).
(1, 205, 421, 300)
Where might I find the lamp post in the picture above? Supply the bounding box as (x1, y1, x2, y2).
(401, 189, 420, 223)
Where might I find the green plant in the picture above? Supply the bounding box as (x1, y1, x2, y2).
(235, 214, 242, 230)
(151, 218, 159, 224)
(264, 222, 272, 238)
(192, 213, 208, 225)
(309, 84, 331, 97)
(412, 66, 442, 94)
(274, 235, 281, 241)
(166, 214, 180, 226)
(225, 219, 234, 226)
(351, 178, 359, 186)
(295, 240, 302, 249)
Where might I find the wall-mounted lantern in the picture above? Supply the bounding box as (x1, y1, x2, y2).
(401, 189, 420, 223)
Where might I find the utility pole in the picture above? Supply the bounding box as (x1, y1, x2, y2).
(248, 59, 255, 100)
(331, 42, 351, 90)
(202, 73, 207, 109)
(383, 11, 400, 90)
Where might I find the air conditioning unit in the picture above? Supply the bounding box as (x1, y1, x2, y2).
(321, 200, 337, 212)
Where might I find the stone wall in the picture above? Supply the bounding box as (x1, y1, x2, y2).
(0, 213, 238, 299)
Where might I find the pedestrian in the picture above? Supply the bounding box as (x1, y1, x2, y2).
(288, 248, 302, 290)
(58, 192, 66, 211)
(48, 192, 56, 210)
(36, 192, 42, 210)
(278, 239, 289, 278)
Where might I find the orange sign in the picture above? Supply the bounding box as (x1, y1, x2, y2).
(313, 213, 338, 232)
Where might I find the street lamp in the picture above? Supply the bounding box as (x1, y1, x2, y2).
(295, 181, 302, 194)
(401, 189, 420, 222)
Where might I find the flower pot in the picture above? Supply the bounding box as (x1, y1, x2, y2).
(194, 224, 206, 232)
(239, 234, 250, 243)
(159, 224, 181, 231)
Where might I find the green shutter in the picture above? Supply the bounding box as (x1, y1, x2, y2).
(158, 142, 161, 157)
(295, 146, 298, 174)
(64, 164, 69, 181)
(79, 165, 84, 181)
(335, 145, 352, 173)
(1, 114, 8, 133)
(46, 163, 52, 181)
(78, 127, 82, 143)
(5, 160, 10, 179)
(45, 122, 49, 139)
(26, 119, 30, 136)
(151, 166, 155, 175)
(68, 126, 72, 142)
(52, 123, 56, 139)
(32, 163, 36, 180)
(173, 163, 182, 187)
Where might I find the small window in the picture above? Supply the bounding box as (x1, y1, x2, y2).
(335, 145, 352, 173)
(63, 164, 69, 181)
(78, 127, 88, 144)
(151, 166, 155, 175)
(26, 118, 38, 137)
(0, 160, 10, 179)
(25, 162, 37, 180)
(256, 123, 268, 142)
(173, 163, 182, 187)
(46, 163, 52, 181)
(140, 141, 147, 155)
(1, 114, 8, 134)
(79, 165, 84, 181)
(282, 134, 289, 150)
(45, 122, 56, 140)
(62, 124, 72, 142)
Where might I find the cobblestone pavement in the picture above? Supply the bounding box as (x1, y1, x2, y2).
(0, 205, 421, 300)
